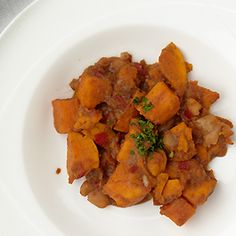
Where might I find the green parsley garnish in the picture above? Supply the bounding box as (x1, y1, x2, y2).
(130, 118, 164, 156)
(133, 97, 140, 105)
(130, 150, 135, 155)
(130, 121, 136, 126)
(130, 134, 136, 138)
(141, 97, 148, 104)
(133, 96, 153, 112)
(141, 97, 153, 112)
(107, 119, 114, 126)
(143, 104, 153, 112)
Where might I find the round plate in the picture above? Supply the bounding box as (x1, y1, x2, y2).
(0, 0, 236, 235)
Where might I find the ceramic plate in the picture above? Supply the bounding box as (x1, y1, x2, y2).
(0, 0, 236, 235)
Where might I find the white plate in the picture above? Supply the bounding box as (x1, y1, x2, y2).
(0, 0, 236, 235)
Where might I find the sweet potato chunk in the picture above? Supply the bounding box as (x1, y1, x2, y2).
(136, 82, 180, 124)
(76, 75, 112, 109)
(82, 123, 115, 148)
(83, 123, 119, 159)
(67, 132, 99, 183)
(160, 197, 196, 226)
(183, 177, 217, 206)
(159, 42, 187, 96)
(74, 107, 102, 131)
(116, 119, 141, 163)
(161, 179, 183, 204)
(153, 173, 169, 205)
(163, 122, 196, 161)
(166, 159, 208, 187)
(114, 103, 138, 133)
(154, 177, 183, 205)
(52, 98, 79, 133)
(103, 163, 152, 207)
(147, 151, 167, 177)
(195, 145, 210, 166)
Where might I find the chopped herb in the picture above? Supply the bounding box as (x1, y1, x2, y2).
(130, 134, 136, 138)
(107, 119, 114, 126)
(133, 96, 153, 112)
(141, 97, 148, 104)
(133, 97, 140, 105)
(139, 96, 154, 112)
(143, 103, 153, 112)
(130, 150, 135, 155)
(130, 121, 136, 126)
(157, 137, 164, 150)
(138, 146, 147, 156)
(130, 118, 164, 156)
(169, 151, 174, 158)
(138, 119, 146, 127)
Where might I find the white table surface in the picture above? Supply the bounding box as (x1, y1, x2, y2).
(0, 0, 34, 32)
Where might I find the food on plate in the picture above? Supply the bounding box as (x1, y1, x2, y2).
(56, 168, 61, 175)
(52, 43, 233, 226)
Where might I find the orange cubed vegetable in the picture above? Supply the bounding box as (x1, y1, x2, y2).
(166, 159, 208, 187)
(136, 82, 180, 124)
(160, 197, 196, 226)
(67, 132, 99, 183)
(183, 177, 217, 206)
(76, 75, 112, 109)
(195, 145, 210, 166)
(161, 179, 183, 204)
(116, 119, 141, 163)
(153, 173, 169, 205)
(163, 122, 196, 161)
(159, 42, 187, 96)
(52, 98, 79, 134)
(74, 108, 102, 131)
(114, 103, 138, 133)
(82, 123, 115, 148)
(147, 151, 167, 176)
(103, 163, 152, 207)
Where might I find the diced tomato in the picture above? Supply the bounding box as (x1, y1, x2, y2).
(94, 132, 108, 146)
(178, 161, 190, 171)
(134, 62, 147, 77)
(94, 71, 103, 77)
(134, 62, 142, 71)
(184, 108, 192, 120)
(129, 165, 138, 173)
